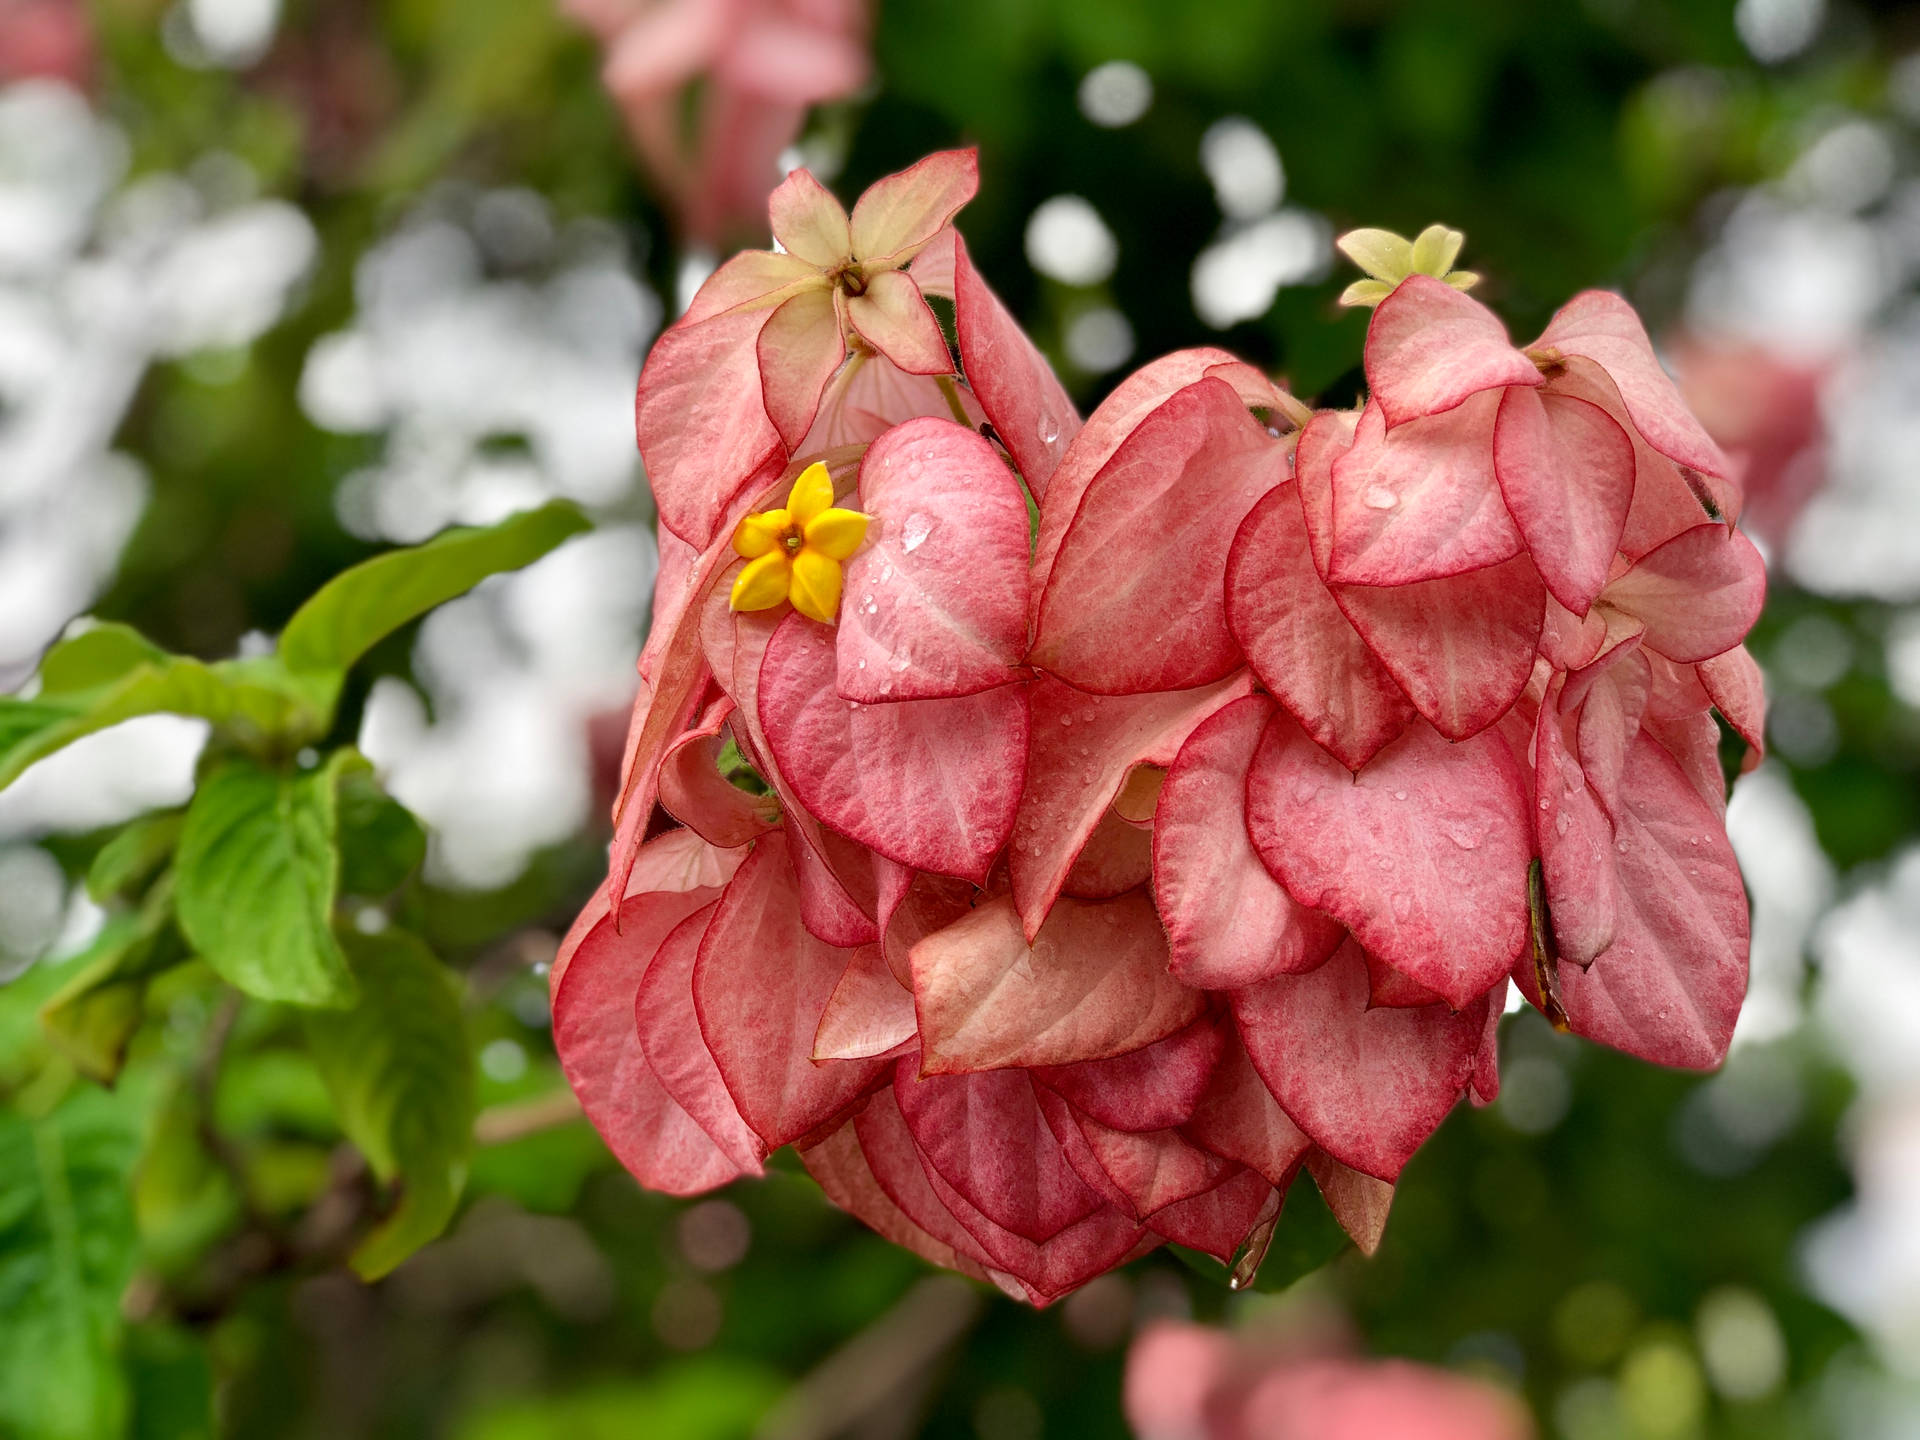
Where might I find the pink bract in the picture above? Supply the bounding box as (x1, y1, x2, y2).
(558, 160, 1767, 1305)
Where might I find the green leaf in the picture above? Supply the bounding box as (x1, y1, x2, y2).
(125, 1324, 214, 1440)
(175, 757, 357, 1009)
(0, 654, 338, 792)
(305, 927, 474, 1279)
(277, 501, 591, 677)
(0, 1089, 141, 1440)
(459, 1361, 784, 1440)
(87, 812, 184, 905)
(332, 753, 426, 897)
(40, 879, 188, 1084)
(37, 623, 169, 696)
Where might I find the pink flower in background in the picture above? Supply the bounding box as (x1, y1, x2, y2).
(561, 0, 869, 246)
(0, 0, 92, 89)
(1125, 1322, 1535, 1440)
(553, 168, 1766, 1304)
(1672, 334, 1833, 548)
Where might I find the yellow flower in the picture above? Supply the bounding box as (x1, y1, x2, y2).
(728, 462, 871, 623)
(1335, 224, 1480, 308)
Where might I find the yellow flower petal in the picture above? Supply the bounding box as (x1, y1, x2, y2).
(730, 551, 792, 612)
(788, 549, 844, 624)
(1338, 278, 1394, 309)
(786, 461, 836, 527)
(804, 507, 870, 561)
(733, 508, 790, 558)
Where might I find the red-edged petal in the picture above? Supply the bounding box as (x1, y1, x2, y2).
(1227, 467, 1415, 771)
(1326, 393, 1522, 586)
(798, 1120, 980, 1280)
(1154, 695, 1345, 988)
(1493, 385, 1636, 614)
(635, 901, 768, 1171)
(1365, 274, 1540, 427)
(849, 148, 980, 268)
(1234, 939, 1488, 1181)
(1700, 646, 1765, 768)
(692, 831, 890, 1148)
(1535, 683, 1621, 967)
(1032, 377, 1283, 693)
(635, 308, 784, 547)
(757, 286, 846, 449)
(660, 694, 779, 848)
(846, 268, 951, 375)
(1471, 983, 1505, 1105)
(1145, 1168, 1276, 1264)
(554, 826, 743, 994)
(910, 892, 1205, 1073)
(1067, 1111, 1237, 1220)
(1031, 1017, 1226, 1133)
(1248, 714, 1530, 1009)
(553, 880, 747, 1195)
(1305, 1151, 1395, 1256)
(813, 944, 918, 1061)
(838, 417, 1029, 703)
(1333, 552, 1547, 740)
(1182, 1030, 1313, 1187)
(759, 612, 1027, 882)
(802, 349, 981, 452)
(682, 248, 823, 324)
(896, 1061, 1105, 1244)
(1535, 289, 1730, 479)
(1546, 731, 1750, 1069)
(1601, 522, 1766, 665)
(767, 166, 851, 267)
(702, 600, 884, 943)
(1011, 673, 1251, 939)
(860, 1079, 1147, 1303)
(953, 229, 1081, 500)
(1032, 347, 1248, 624)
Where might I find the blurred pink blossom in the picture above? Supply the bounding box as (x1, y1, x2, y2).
(562, 0, 869, 245)
(1125, 1322, 1535, 1440)
(0, 0, 92, 89)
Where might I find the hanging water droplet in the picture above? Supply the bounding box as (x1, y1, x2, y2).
(901, 512, 937, 552)
(1363, 485, 1398, 510)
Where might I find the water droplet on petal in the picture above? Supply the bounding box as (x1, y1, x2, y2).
(1059, 714, 1073, 726)
(901, 513, 936, 552)
(1363, 485, 1398, 510)
(1393, 789, 1408, 801)
(1444, 820, 1482, 850)
(1554, 812, 1572, 836)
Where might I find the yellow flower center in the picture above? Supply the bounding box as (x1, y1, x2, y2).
(728, 461, 871, 624)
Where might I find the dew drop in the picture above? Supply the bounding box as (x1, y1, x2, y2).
(888, 652, 911, 672)
(1060, 714, 1073, 726)
(1039, 415, 1060, 446)
(1363, 485, 1399, 510)
(1444, 820, 1482, 851)
(1554, 812, 1572, 836)
(901, 512, 937, 552)
(1373, 854, 1395, 872)
(1393, 789, 1408, 801)
(857, 659, 867, 670)
(1292, 780, 1318, 802)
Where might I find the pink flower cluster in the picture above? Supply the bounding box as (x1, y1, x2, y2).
(552, 152, 1765, 1304)
(1126, 1322, 1535, 1440)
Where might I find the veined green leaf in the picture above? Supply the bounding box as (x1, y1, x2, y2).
(305, 928, 474, 1279)
(277, 501, 590, 677)
(0, 1089, 141, 1440)
(332, 752, 426, 898)
(175, 757, 356, 1009)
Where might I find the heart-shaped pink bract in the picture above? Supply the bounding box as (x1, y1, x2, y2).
(559, 159, 1767, 1307)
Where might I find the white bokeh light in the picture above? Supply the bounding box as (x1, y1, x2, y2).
(1024, 195, 1118, 287)
(1077, 61, 1153, 128)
